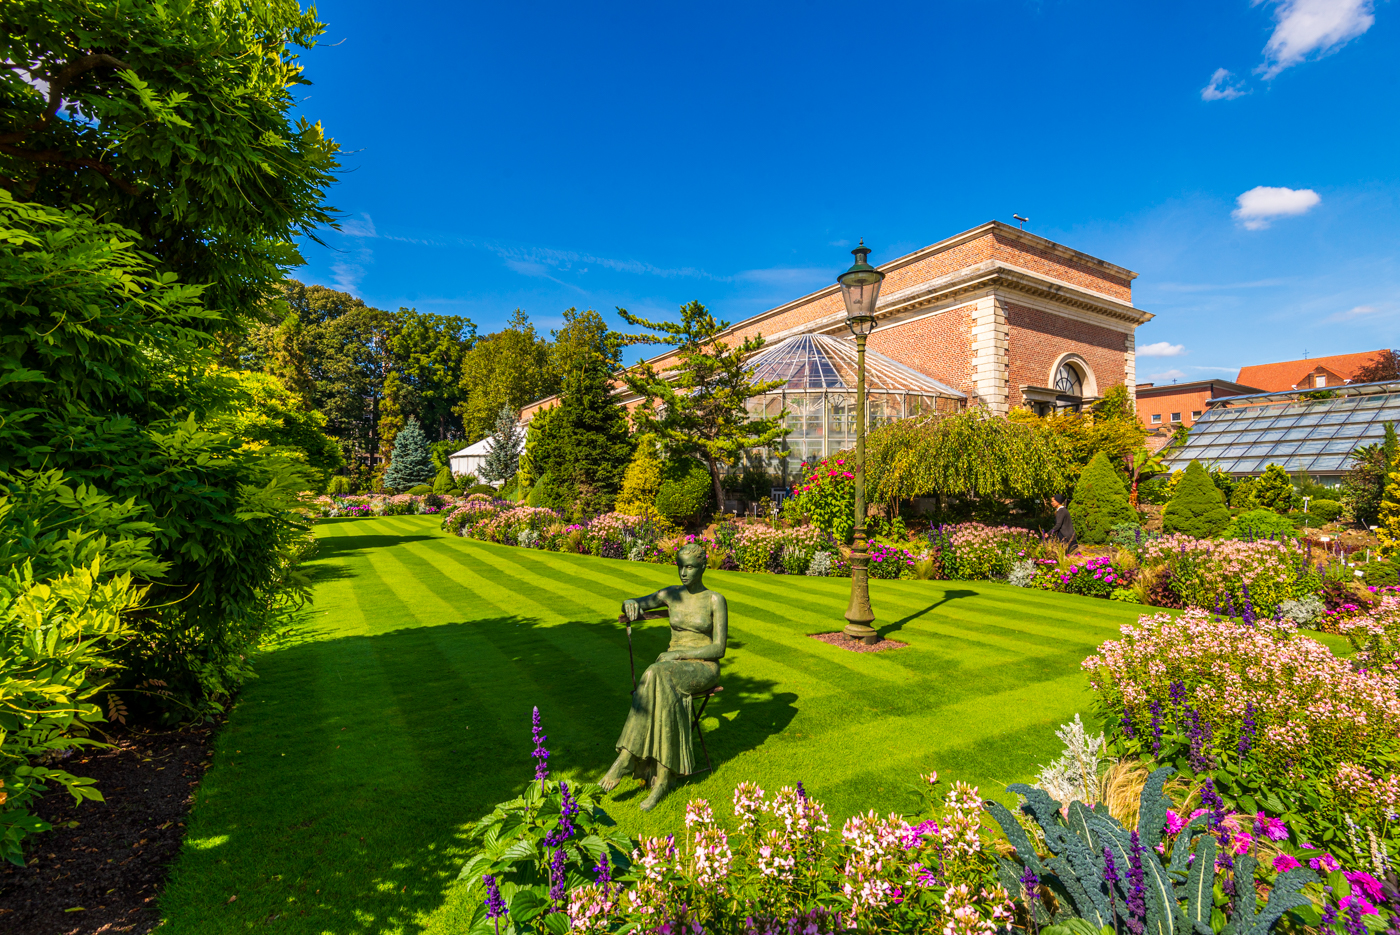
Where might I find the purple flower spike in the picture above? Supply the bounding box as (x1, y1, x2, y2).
(1127, 832, 1147, 935)
(1237, 702, 1256, 759)
(548, 846, 568, 906)
(531, 706, 550, 783)
(483, 873, 507, 919)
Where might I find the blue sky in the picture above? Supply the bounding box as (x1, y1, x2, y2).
(293, 0, 1397, 380)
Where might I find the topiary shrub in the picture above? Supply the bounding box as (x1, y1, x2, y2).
(654, 457, 713, 525)
(1251, 463, 1294, 513)
(617, 435, 663, 515)
(1363, 561, 1399, 587)
(1229, 476, 1255, 508)
(432, 464, 454, 495)
(1308, 498, 1343, 523)
(1224, 508, 1300, 540)
(1068, 452, 1135, 544)
(467, 484, 497, 496)
(407, 484, 433, 495)
(1161, 460, 1230, 538)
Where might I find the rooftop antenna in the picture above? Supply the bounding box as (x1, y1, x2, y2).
(1303, 349, 1309, 359)
(1013, 214, 1029, 230)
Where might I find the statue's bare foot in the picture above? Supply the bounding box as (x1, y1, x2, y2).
(638, 767, 674, 811)
(599, 752, 630, 791)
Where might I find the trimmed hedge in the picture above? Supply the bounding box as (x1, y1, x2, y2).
(1068, 452, 1135, 545)
(655, 458, 713, 524)
(1308, 499, 1343, 523)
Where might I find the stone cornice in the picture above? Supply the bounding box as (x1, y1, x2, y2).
(760, 260, 1152, 343)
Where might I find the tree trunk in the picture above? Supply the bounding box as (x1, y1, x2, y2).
(706, 454, 726, 518)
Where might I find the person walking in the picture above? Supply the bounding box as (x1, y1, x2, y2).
(1050, 493, 1078, 554)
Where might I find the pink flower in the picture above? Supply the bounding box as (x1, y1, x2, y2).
(1340, 895, 1379, 916)
(1164, 810, 1185, 834)
(1254, 813, 1289, 842)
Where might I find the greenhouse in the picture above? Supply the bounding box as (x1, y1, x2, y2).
(1161, 379, 1400, 481)
(743, 333, 965, 474)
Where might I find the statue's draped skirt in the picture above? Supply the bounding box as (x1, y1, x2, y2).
(616, 620, 719, 777)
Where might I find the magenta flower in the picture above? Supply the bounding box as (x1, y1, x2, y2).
(1254, 813, 1288, 842)
(1340, 894, 1379, 916)
(1309, 853, 1340, 873)
(1164, 810, 1185, 834)
(1345, 871, 1383, 902)
(1272, 854, 1301, 872)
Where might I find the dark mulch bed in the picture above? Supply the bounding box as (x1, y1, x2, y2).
(0, 721, 218, 935)
(809, 631, 908, 653)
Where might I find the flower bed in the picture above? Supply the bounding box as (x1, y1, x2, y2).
(1084, 606, 1400, 869)
(1143, 535, 1312, 618)
(313, 492, 457, 518)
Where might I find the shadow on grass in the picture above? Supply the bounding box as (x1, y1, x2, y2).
(878, 588, 979, 639)
(162, 615, 796, 935)
(313, 534, 438, 559)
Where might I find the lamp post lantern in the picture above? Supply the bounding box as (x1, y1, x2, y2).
(838, 240, 885, 644)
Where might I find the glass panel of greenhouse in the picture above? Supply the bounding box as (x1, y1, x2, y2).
(741, 334, 965, 480)
(1161, 381, 1400, 478)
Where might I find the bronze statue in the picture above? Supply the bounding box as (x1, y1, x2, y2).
(600, 542, 727, 811)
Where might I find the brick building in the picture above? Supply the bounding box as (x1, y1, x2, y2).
(1135, 378, 1261, 431)
(520, 221, 1153, 430)
(1235, 350, 1391, 392)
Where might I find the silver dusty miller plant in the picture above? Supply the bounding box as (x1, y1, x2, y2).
(1034, 714, 1106, 807)
(1008, 559, 1036, 588)
(805, 551, 834, 577)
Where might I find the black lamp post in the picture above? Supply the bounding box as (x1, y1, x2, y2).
(838, 241, 885, 644)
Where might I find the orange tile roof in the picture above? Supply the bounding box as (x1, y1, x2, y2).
(1235, 350, 1389, 392)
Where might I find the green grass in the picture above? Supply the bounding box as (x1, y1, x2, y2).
(156, 515, 1147, 934)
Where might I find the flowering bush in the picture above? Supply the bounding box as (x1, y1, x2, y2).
(1337, 596, 1400, 673)
(1046, 555, 1126, 598)
(933, 524, 1041, 581)
(868, 543, 916, 580)
(1084, 608, 1400, 868)
(1143, 534, 1314, 617)
(793, 459, 855, 543)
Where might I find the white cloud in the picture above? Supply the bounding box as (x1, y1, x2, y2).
(1231, 186, 1321, 230)
(1146, 368, 1189, 383)
(342, 213, 377, 238)
(1255, 0, 1375, 79)
(330, 260, 365, 293)
(1139, 341, 1187, 357)
(1201, 68, 1248, 101)
(1326, 303, 1396, 322)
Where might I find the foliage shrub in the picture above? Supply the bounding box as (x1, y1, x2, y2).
(1363, 561, 1399, 587)
(1067, 452, 1135, 544)
(654, 458, 713, 525)
(1224, 508, 1300, 541)
(329, 474, 354, 495)
(432, 465, 455, 495)
(1252, 464, 1295, 513)
(793, 458, 856, 543)
(616, 435, 663, 515)
(1306, 498, 1343, 523)
(1230, 476, 1256, 508)
(407, 484, 433, 495)
(1086, 605, 1400, 870)
(1143, 534, 1309, 617)
(1162, 460, 1230, 538)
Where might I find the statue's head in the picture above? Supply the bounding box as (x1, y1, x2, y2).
(676, 542, 707, 586)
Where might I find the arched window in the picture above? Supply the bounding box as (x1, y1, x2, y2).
(1054, 362, 1084, 397)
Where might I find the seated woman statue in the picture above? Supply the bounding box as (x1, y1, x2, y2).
(600, 541, 727, 811)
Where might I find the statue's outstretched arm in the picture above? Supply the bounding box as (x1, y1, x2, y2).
(622, 588, 671, 621)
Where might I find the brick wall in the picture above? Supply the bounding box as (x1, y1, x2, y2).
(1007, 303, 1128, 404)
(866, 304, 975, 392)
(992, 234, 1133, 302)
(1137, 388, 1215, 429)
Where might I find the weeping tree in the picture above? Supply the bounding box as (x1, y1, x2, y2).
(863, 411, 1071, 515)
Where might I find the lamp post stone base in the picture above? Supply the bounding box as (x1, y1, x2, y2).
(843, 527, 878, 645)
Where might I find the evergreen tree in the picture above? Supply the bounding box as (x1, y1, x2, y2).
(480, 405, 524, 484)
(383, 416, 435, 491)
(621, 301, 786, 510)
(1377, 449, 1400, 559)
(1068, 451, 1136, 544)
(1251, 463, 1294, 513)
(1163, 460, 1231, 537)
(529, 309, 634, 514)
(617, 435, 664, 514)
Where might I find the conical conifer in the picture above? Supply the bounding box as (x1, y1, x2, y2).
(383, 416, 435, 491)
(1069, 451, 1136, 544)
(1163, 459, 1230, 537)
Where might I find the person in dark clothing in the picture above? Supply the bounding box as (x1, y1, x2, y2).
(1050, 493, 1078, 553)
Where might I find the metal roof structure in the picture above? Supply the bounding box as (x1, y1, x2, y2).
(1161, 380, 1400, 475)
(746, 334, 965, 398)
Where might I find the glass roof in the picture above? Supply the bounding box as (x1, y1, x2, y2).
(1163, 387, 1400, 475)
(747, 334, 964, 398)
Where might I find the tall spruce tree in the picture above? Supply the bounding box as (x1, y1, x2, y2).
(383, 416, 434, 491)
(1162, 460, 1231, 537)
(480, 405, 524, 484)
(1068, 451, 1135, 544)
(530, 309, 634, 514)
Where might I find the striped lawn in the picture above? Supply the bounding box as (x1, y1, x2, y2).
(156, 515, 1147, 934)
